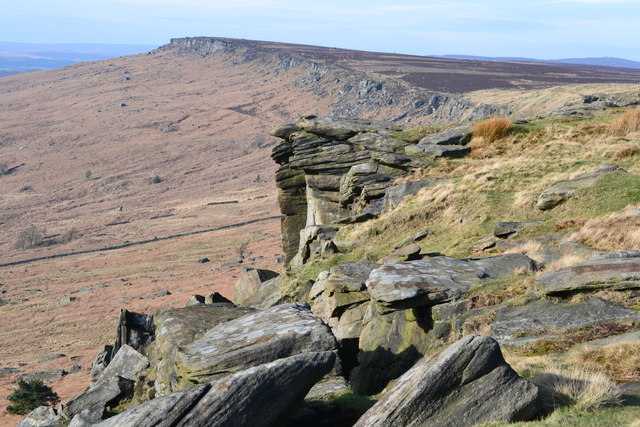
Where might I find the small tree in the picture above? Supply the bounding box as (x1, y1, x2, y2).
(6, 380, 60, 415)
(15, 225, 46, 249)
(151, 175, 163, 184)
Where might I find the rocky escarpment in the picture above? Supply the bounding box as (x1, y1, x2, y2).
(270, 116, 469, 264)
(164, 37, 501, 125)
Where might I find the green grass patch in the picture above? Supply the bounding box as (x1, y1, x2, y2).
(483, 395, 640, 427)
(390, 125, 444, 143)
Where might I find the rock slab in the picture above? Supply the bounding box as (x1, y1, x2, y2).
(355, 335, 540, 427)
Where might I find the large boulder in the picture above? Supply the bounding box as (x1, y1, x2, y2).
(149, 304, 255, 395)
(355, 335, 540, 427)
(174, 303, 339, 384)
(62, 375, 134, 420)
(96, 351, 337, 427)
(537, 250, 640, 294)
(490, 297, 640, 339)
(232, 268, 279, 307)
(536, 164, 622, 210)
(404, 125, 472, 158)
(366, 254, 536, 309)
(17, 407, 62, 427)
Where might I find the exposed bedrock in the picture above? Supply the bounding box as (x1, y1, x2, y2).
(271, 116, 475, 265)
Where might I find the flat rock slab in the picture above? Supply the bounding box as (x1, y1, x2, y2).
(96, 344, 148, 383)
(536, 164, 622, 210)
(490, 297, 640, 339)
(366, 254, 535, 309)
(417, 125, 473, 146)
(405, 143, 470, 158)
(355, 335, 540, 427)
(537, 251, 640, 294)
(175, 303, 338, 383)
(18, 407, 63, 427)
(98, 352, 336, 427)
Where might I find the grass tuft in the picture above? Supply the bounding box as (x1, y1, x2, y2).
(611, 108, 640, 136)
(568, 340, 640, 383)
(473, 117, 513, 143)
(533, 366, 622, 411)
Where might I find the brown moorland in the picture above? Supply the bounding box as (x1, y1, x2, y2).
(2, 37, 640, 423)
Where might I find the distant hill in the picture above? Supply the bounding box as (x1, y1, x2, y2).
(0, 42, 157, 74)
(438, 54, 640, 70)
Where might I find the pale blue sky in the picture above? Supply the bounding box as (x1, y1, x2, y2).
(2, 0, 640, 60)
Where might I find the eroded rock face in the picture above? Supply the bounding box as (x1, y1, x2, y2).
(537, 250, 640, 294)
(367, 254, 536, 309)
(174, 303, 339, 385)
(150, 304, 255, 395)
(490, 297, 640, 339)
(355, 335, 540, 427)
(232, 268, 280, 306)
(271, 116, 431, 264)
(536, 164, 622, 210)
(96, 351, 336, 427)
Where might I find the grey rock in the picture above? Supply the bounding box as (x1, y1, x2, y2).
(305, 376, 350, 400)
(17, 406, 62, 427)
(151, 304, 255, 396)
(174, 303, 339, 385)
(405, 143, 470, 158)
(417, 124, 473, 146)
(68, 404, 105, 427)
(56, 297, 77, 305)
(355, 335, 540, 427)
(22, 369, 67, 382)
(145, 290, 171, 299)
(94, 345, 148, 385)
(204, 292, 233, 305)
(99, 352, 336, 427)
(536, 164, 622, 210)
(530, 241, 595, 266)
(366, 254, 536, 309)
(63, 375, 133, 420)
(38, 353, 66, 363)
(69, 365, 82, 374)
(573, 330, 640, 349)
(537, 251, 640, 294)
(94, 384, 210, 427)
(395, 230, 429, 249)
(185, 294, 205, 306)
(112, 309, 154, 356)
(493, 221, 521, 238)
(332, 212, 377, 224)
(90, 345, 112, 381)
(491, 297, 640, 339)
(379, 243, 422, 264)
(0, 367, 20, 378)
(232, 268, 279, 306)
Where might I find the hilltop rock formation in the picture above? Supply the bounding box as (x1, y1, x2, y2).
(271, 116, 459, 264)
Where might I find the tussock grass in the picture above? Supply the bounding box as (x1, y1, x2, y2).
(540, 254, 590, 274)
(570, 203, 640, 252)
(568, 341, 640, 383)
(473, 117, 513, 143)
(533, 367, 622, 411)
(612, 108, 640, 135)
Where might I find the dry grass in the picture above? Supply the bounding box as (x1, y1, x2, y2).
(533, 366, 622, 411)
(570, 204, 640, 252)
(611, 109, 640, 136)
(613, 145, 640, 160)
(568, 341, 640, 383)
(473, 117, 513, 143)
(504, 241, 543, 257)
(540, 254, 590, 274)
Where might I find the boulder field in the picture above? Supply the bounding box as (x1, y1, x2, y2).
(18, 116, 640, 426)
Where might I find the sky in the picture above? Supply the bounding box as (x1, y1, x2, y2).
(1, 0, 640, 61)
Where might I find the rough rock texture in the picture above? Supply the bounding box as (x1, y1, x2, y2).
(536, 164, 622, 210)
(291, 225, 339, 268)
(149, 304, 255, 395)
(490, 297, 640, 339)
(17, 407, 62, 427)
(355, 335, 540, 427)
(310, 262, 378, 361)
(404, 125, 472, 158)
(383, 179, 448, 212)
(271, 116, 431, 263)
(232, 268, 279, 306)
(96, 344, 148, 383)
(112, 309, 155, 356)
(537, 250, 640, 294)
(174, 303, 339, 384)
(367, 254, 536, 309)
(62, 375, 133, 420)
(98, 352, 336, 427)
